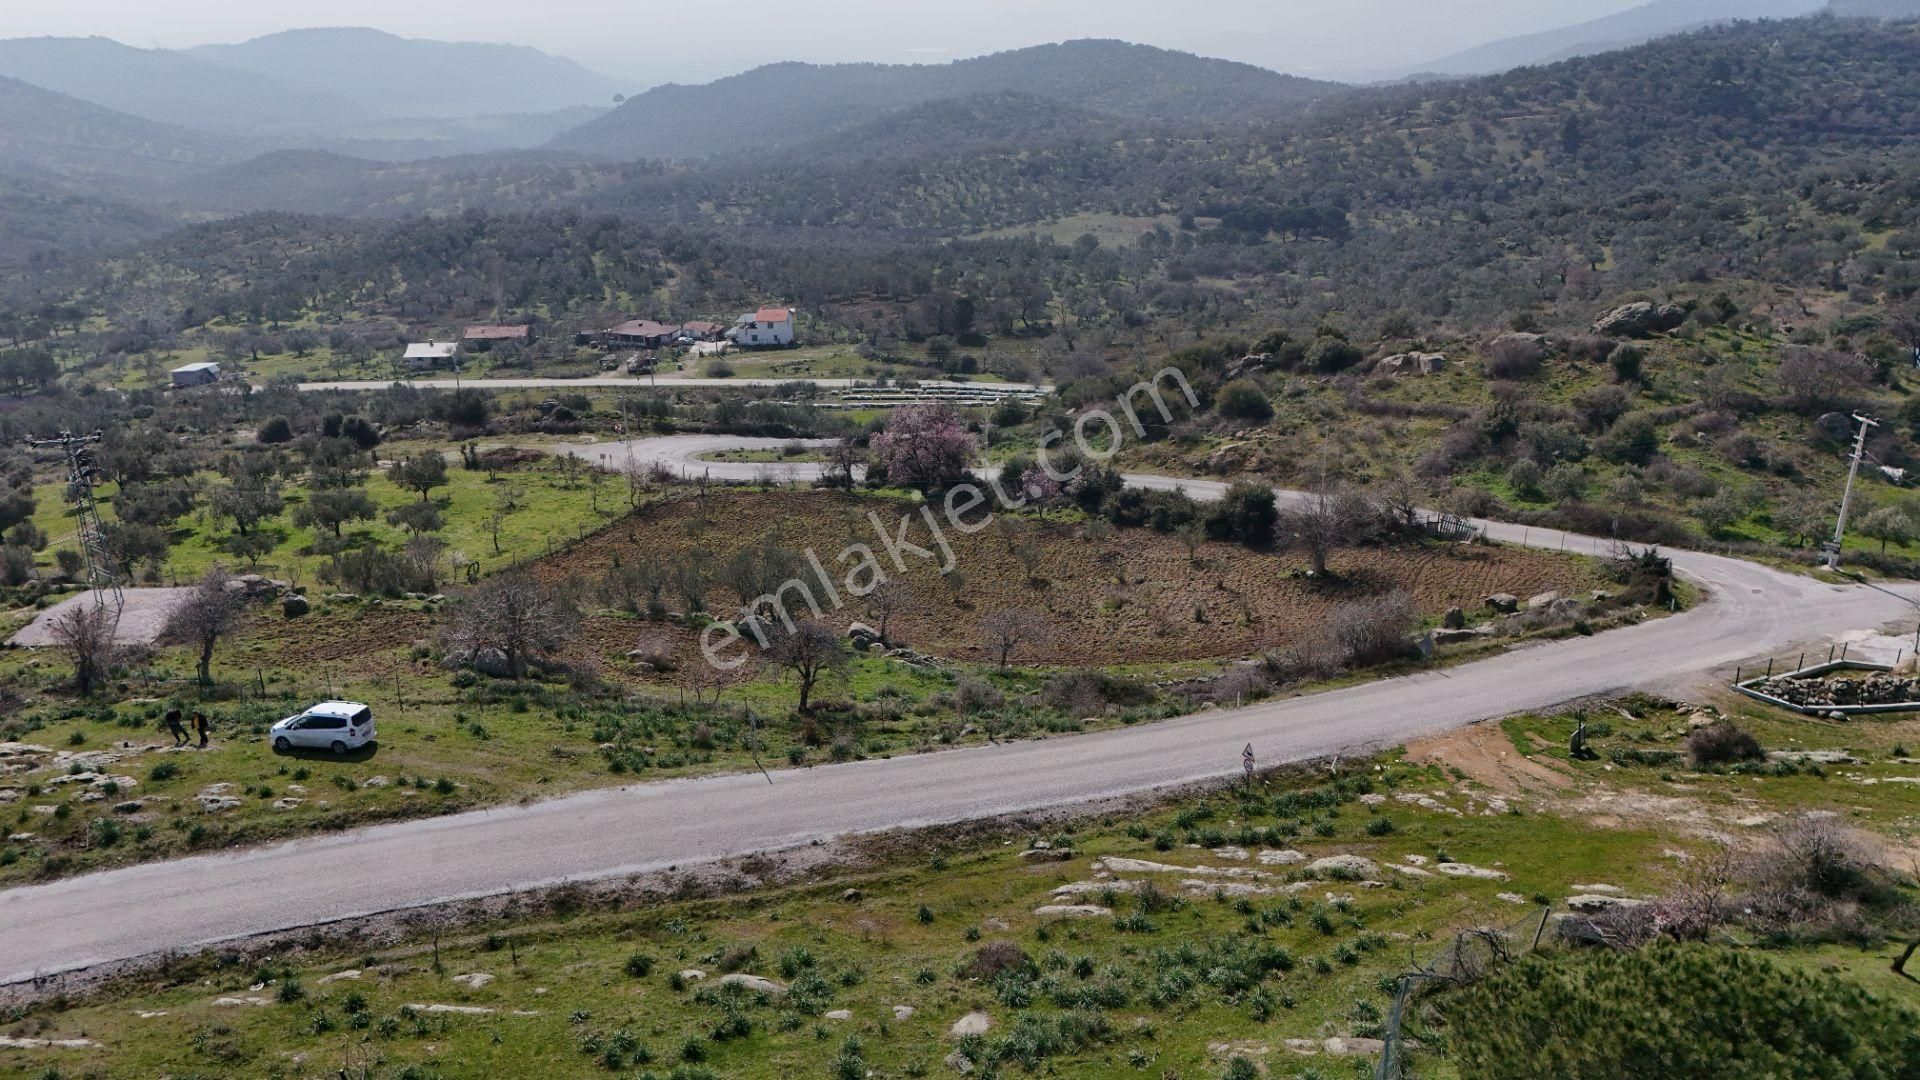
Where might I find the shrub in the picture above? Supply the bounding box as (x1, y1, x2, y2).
(1214, 379, 1273, 421)
(1686, 721, 1763, 766)
(624, 953, 655, 978)
(966, 940, 1031, 980)
(1444, 943, 1920, 1080)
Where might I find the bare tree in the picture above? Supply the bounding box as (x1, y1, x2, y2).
(863, 579, 910, 645)
(824, 438, 864, 490)
(49, 604, 120, 695)
(763, 620, 847, 712)
(978, 608, 1047, 667)
(163, 564, 250, 685)
(443, 572, 579, 679)
(1273, 487, 1377, 576)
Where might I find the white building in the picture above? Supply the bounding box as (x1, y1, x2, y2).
(729, 306, 795, 348)
(169, 361, 220, 387)
(403, 341, 460, 372)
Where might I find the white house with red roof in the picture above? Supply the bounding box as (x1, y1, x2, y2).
(728, 306, 795, 348)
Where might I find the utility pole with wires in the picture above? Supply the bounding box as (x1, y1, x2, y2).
(26, 430, 122, 628)
(1824, 412, 1878, 571)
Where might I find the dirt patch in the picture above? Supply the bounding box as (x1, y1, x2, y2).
(10, 589, 195, 648)
(1406, 723, 1574, 796)
(243, 605, 434, 664)
(534, 490, 1601, 669)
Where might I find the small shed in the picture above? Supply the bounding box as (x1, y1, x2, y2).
(170, 361, 221, 388)
(403, 341, 460, 372)
(462, 325, 533, 351)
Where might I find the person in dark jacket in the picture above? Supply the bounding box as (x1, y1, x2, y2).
(191, 710, 210, 749)
(162, 707, 188, 747)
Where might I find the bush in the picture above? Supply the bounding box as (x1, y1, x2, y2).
(966, 940, 1031, 980)
(1686, 721, 1762, 766)
(1214, 379, 1273, 421)
(1444, 943, 1920, 1080)
(257, 416, 293, 444)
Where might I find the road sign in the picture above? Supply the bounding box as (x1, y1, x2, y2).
(1242, 743, 1255, 781)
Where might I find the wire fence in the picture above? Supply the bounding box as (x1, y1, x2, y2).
(1375, 904, 1554, 1080)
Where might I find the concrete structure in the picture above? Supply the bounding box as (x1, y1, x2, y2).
(403, 341, 460, 372)
(730, 306, 795, 347)
(603, 319, 679, 348)
(168, 361, 220, 388)
(461, 325, 532, 351)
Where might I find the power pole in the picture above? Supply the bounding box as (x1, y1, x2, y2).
(27, 431, 122, 628)
(1824, 412, 1879, 570)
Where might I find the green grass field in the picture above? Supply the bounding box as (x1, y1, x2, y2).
(9, 685, 1911, 1079)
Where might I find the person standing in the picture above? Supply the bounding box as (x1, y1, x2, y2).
(162, 706, 188, 748)
(191, 710, 210, 749)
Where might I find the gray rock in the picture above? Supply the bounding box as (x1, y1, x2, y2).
(1442, 606, 1466, 630)
(1032, 904, 1111, 918)
(1490, 332, 1552, 362)
(1593, 301, 1685, 338)
(950, 1011, 992, 1037)
(1525, 590, 1561, 611)
(282, 593, 310, 618)
(1486, 593, 1519, 614)
(1306, 854, 1379, 879)
(715, 973, 787, 996)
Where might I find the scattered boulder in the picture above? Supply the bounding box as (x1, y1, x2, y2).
(1442, 606, 1466, 630)
(318, 970, 361, 984)
(1486, 593, 1519, 614)
(1565, 894, 1646, 913)
(824, 1009, 852, 1021)
(1434, 862, 1509, 880)
(893, 1005, 916, 1020)
(1592, 301, 1685, 338)
(451, 973, 493, 990)
(1489, 332, 1552, 362)
(1525, 590, 1562, 611)
(1323, 1036, 1390, 1056)
(840, 888, 863, 903)
(677, 969, 706, 982)
(716, 973, 787, 996)
(1373, 352, 1448, 376)
(1032, 904, 1111, 918)
(1305, 854, 1379, 879)
(1018, 847, 1073, 862)
(281, 593, 310, 618)
(950, 1011, 993, 1037)
(944, 1050, 976, 1074)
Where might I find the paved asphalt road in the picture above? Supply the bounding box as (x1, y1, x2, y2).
(2, 437, 1913, 983)
(295, 375, 1050, 393)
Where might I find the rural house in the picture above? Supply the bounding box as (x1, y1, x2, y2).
(603, 319, 680, 348)
(679, 320, 724, 341)
(169, 361, 220, 387)
(403, 341, 460, 372)
(729, 306, 796, 347)
(462, 324, 533, 351)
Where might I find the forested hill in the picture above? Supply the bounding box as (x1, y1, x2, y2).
(9, 15, 1920, 343)
(0, 75, 238, 189)
(545, 39, 1342, 161)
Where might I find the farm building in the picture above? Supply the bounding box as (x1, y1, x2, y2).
(603, 319, 680, 348)
(680, 321, 724, 341)
(729, 306, 796, 347)
(462, 324, 533, 351)
(169, 361, 220, 387)
(403, 341, 460, 372)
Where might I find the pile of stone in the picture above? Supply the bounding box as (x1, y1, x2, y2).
(1753, 672, 1920, 709)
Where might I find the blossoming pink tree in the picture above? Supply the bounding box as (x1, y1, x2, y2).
(869, 405, 978, 488)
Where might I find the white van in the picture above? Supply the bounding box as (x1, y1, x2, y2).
(269, 701, 375, 754)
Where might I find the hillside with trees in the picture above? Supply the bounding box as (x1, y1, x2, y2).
(546, 39, 1343, 160)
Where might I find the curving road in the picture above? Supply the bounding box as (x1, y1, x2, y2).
(2, 437, 1913, 984)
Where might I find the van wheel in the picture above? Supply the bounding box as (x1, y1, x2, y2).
(273, 736, 291, 752)
(330, 740, 348, 755)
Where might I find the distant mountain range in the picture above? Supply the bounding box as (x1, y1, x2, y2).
(1386, 0, 1826, 79)
(0, 74, 238, 190)
(188, 28, 635, 119)
(547, 39, 1343, 161)
(0, 29, 631, 158)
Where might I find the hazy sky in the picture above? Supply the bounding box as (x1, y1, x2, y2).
(5, 1, 1649, 83)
